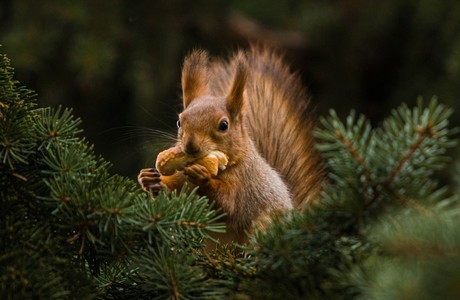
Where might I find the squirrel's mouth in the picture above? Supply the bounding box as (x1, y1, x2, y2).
(179, 141, 219, 160)
(179, 147, 204, 160)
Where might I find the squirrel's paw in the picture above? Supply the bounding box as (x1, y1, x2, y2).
(184, 164, 212, 186)
(138, 168, 163, 196)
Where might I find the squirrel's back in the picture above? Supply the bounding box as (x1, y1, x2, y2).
(209, 47, 323, 207)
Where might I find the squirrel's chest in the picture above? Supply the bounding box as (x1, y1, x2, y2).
(212, 166, 264, 203)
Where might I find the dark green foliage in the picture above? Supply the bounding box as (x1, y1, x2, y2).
(235, 98, 459, 299)
(315, 98, 458, 223)
(0, 53, 35, 169)
(0, 51, 227, 299)
(352, 208, 460, 300)
(104, 246, 228, 300)
(241, 210, 369, 299)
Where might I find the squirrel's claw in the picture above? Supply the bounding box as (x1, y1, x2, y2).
(138, 168, 163, 196)
(184, 164, 212, 186)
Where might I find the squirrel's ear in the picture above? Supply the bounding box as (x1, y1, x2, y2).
(227, 52, 248, 120)
(181, 50, 209, 108)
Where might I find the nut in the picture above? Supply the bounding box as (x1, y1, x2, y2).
(156, 146, 228, 176)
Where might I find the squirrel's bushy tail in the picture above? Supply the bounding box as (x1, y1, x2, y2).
(209, 46, 324, 207)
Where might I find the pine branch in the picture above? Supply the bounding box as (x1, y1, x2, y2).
(317, 98, 458, 218)
(355, 208, 460, 299)
(384, 125, 431, 186)
(336, 128, 372, 182)
(383, 99, 458, 187)
(1, 49, 229, 298)
(34, 106, 82, 149)
(106, 245, 228, 300)
(130, 186, 226, 248)
(316, 109, 374, 184)
(0, 53, 36, 170)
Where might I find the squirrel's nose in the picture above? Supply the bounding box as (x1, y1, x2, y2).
(184, 138, 200, 155)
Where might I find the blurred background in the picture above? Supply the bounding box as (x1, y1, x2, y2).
(1, 0, 459, 180)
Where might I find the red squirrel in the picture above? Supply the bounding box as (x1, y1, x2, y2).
(138, 47, 323, 245)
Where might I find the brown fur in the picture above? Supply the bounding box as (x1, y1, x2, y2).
(139, 46, 323, 245)
(181, 50, 209, 108)
(208, 46, 324, 208)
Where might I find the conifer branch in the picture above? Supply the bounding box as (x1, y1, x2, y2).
(387, 240, 460, 258)
(384, 123, 434, 187)
(12, 172, 27, 181)
(171, 276, 180, 299)
(79, 230, 86, 255)
(66, 232, 80, 243)
(393, 193, 433, 216)
(336, 130, 372, 181)
(179, 221, 206, 228)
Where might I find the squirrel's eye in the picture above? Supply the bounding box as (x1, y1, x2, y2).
(218, 120, 229, 131)
(176, 120, 181, 128)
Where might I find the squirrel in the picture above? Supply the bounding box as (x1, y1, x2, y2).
(138, 46, 323, 245)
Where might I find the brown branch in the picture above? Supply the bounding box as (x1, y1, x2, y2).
(104, 207, 121, 215)
(385, 124, 434, 187)
(12, 173, 27, 181)
(370, 123, 437, 213)
(362, 123, 436, 212)
(68, 225, 89, 255)
(387, 239, 460, 258)
(394, 194, 433, 216)
(379, 124, 437, 213)
(20, 240, 39, 251)
(179, 221, 205, 228)
(78, 231, 86, 255)
(66, 232, 81, 243)
(171, 276, 180, 300)
(336, 130, 372, 181)
(59, 195, 71, 202)
(204, 251, 220, 268)
(151, 215, 161, 224)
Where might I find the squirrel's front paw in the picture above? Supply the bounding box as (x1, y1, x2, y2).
(184, 164, 212, 186)
(138, 168, 163, 196)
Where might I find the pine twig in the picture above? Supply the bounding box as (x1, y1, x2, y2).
(364, 123, 436, 212)
(384, 123, 434, 187)
(171, 275, 181, 300)
(179, 221, 206, 228)
(79, 231, 86, 255)
(336, 130, 372, 181)
(393, 193, 433, 216)
(66, 232, 81, 243)
(387, 239, 460, 258)
(12, 172, 27, 181)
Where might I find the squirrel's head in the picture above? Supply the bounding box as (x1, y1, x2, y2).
(176, 50, 248, 162)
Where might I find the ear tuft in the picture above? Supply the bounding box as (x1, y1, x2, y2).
(227, 51, 248, 120)
(181, 50, 209, 108)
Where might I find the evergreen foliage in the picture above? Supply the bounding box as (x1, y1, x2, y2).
(235, 98, 459, 299)
(2, 49, 460, 299)
(0, 51, 227, 299)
